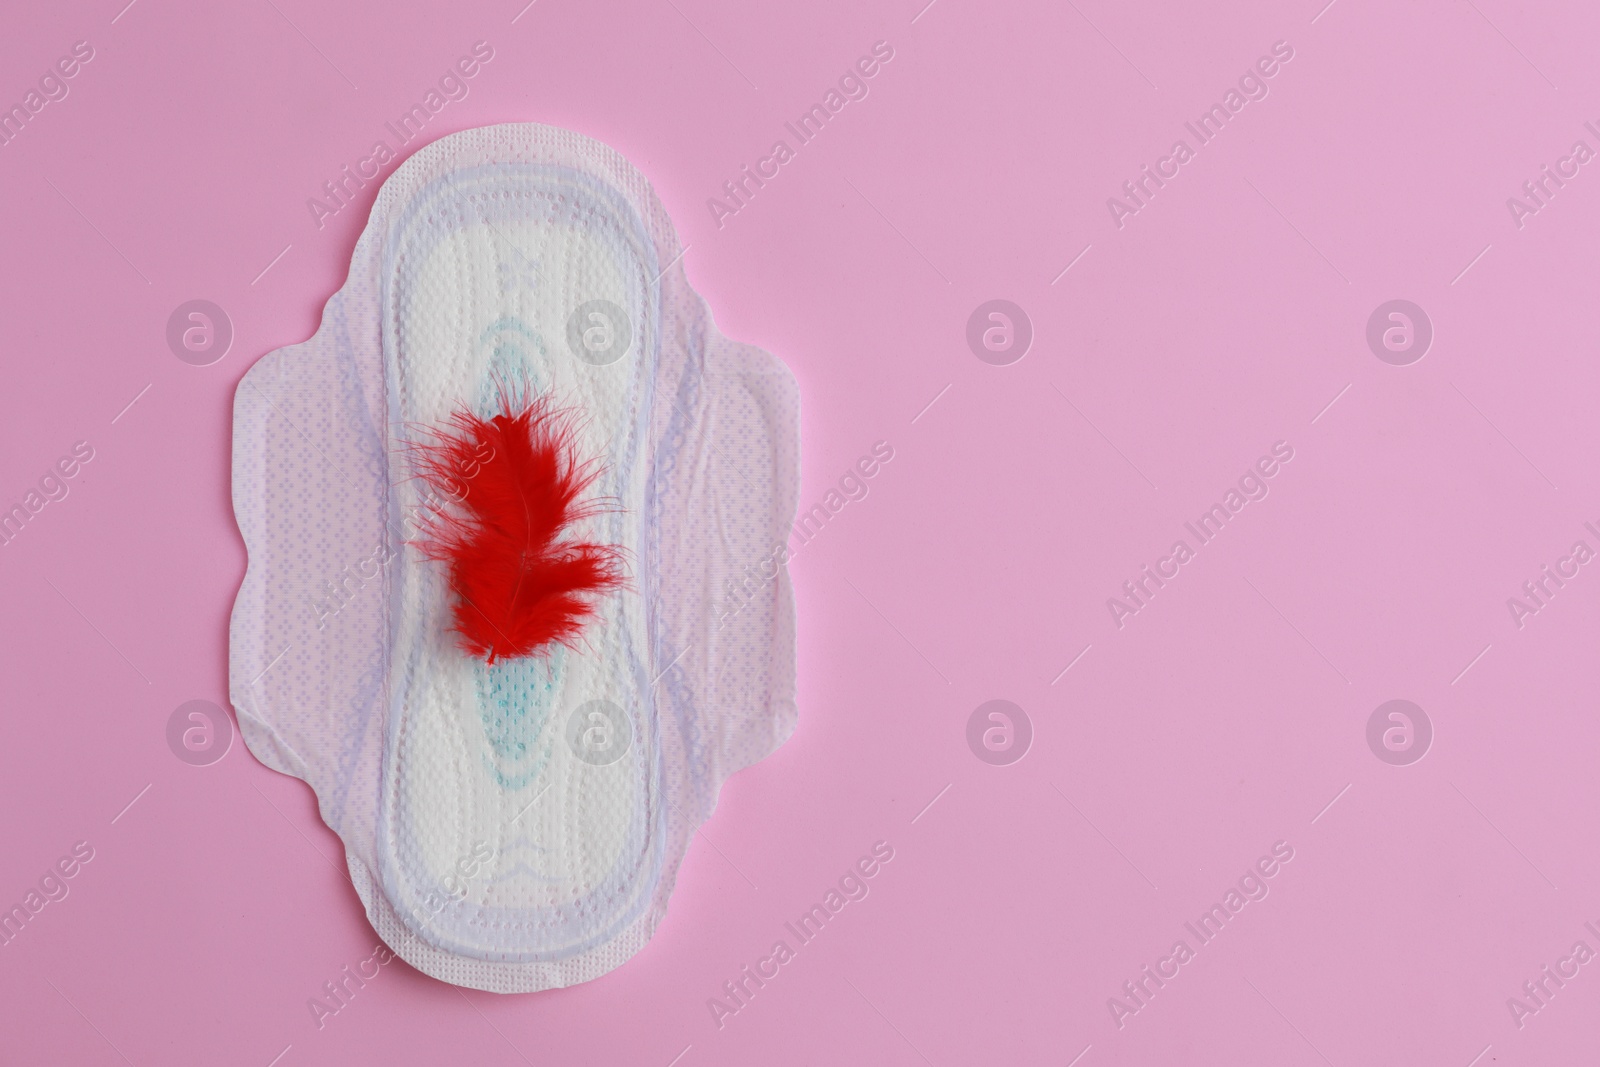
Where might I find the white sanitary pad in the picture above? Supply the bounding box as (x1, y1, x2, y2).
(228, 123, 800, 993)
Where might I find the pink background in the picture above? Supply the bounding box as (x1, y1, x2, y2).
(3, 0, 1598, 1064)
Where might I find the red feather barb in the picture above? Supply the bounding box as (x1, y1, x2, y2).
(409, 393, 625, 664)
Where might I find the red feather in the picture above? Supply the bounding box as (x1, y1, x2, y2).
(408, 392, 625, 664)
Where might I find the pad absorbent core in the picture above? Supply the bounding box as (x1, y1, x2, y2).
(228, 123, 800, 993)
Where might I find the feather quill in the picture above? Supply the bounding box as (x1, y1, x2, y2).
(408, 392, 625, 663)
